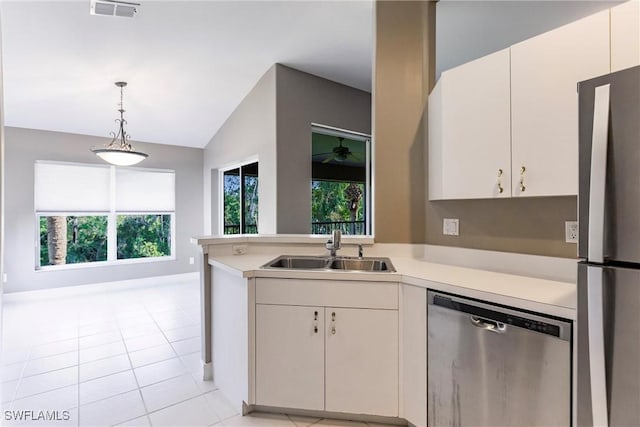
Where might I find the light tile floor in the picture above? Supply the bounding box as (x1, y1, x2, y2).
(1, 277, 391, 427)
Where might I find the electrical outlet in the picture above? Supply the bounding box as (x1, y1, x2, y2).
(232, 244, 248, 255)
(565, 221, 578, 243)
(443, 218, 459, 236)
(189, 257, 195, 265)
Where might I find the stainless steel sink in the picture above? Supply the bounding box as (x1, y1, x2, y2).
(263, 256, 329, 269)
(261, 255, 395, 273)
(328, 257, 394, 272)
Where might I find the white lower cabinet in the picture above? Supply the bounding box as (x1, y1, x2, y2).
(255, 304, 325, 410)
(325, 307, 399, 417)
(253, 279, 399, 417)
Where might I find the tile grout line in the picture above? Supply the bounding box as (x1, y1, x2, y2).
(115, 308, 153, 426)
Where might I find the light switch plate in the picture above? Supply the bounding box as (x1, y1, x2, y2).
(565, 221, 578, 243)
(443, 218, 459, 236)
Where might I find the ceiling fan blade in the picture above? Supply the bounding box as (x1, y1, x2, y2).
(312, 152, 334, 157)
(322, 154, 337, 164)
(348, 153, 363, 161)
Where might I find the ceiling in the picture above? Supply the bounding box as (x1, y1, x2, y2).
(1, 1, 373, 148)
(312, 133, 365, 167)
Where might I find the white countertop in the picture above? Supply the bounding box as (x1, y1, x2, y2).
(208, 254, 577, 320)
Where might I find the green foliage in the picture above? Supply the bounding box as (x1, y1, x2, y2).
(224, 174, 241, 228)
(223, 172, 259, 234)
(39, 214, 171, 266)
(117, 215, 171, 259)
(311, 180, 364, 223)
(39, 216, 108, 266)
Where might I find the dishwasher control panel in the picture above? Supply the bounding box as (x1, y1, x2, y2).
(432, 294, 565, 339)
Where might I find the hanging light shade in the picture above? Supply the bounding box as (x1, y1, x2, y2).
(91, 81, 148, 166)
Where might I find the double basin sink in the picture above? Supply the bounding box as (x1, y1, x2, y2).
(261, 255, 396, 273)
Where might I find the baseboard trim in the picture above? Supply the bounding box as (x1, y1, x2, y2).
(3, 272, 200, 302)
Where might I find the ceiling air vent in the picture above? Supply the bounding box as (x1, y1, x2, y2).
(90, 0, 139, 18)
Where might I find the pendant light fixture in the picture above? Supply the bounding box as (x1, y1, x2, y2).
(91, 81, 148, 166)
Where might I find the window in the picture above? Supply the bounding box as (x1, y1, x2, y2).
(35, 161, 175, 268)
(222, 162, 258, 234)
(311, 127, 371, 235)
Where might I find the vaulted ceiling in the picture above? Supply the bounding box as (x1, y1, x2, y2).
(1, 1, 373, 148)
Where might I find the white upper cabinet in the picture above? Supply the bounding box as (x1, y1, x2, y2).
(611, 0, 640, 72)
(429, 49, 512, 200)
(510, 10, 610, 197)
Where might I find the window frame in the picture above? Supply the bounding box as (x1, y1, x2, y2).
(311, 124, 373, 236)
(34, 161, 176, 270)
(219, 159, 259, 235)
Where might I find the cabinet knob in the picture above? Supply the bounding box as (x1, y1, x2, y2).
(314, 311, 318, 321)
(520, 166, 526, 192)
(497, 169, 504, 194)
(314, 326, 318, 334)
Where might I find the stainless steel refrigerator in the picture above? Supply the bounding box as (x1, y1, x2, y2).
(578, 65, 640, 427)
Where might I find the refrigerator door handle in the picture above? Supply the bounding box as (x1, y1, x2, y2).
(587, 266, 609, 427)
(588, 84, 610, 264)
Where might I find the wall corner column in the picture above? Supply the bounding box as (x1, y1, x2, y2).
(373, 0, 436, 243)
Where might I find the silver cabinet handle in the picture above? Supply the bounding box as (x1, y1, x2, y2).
(470, 316, 506, 334)
(330, 311, 336, 335)
(313, 310, 319, 334)
(519, 166, 526, 192)
(497, 169, 504, 194)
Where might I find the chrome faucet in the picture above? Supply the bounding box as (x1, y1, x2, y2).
(326, 229, 342, 257)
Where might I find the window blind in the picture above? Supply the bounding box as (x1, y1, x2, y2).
(35, 162, 111, 212)
(115, 168, 175, 212)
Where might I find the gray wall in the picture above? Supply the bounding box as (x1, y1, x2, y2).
(275, 65, 371, 234)
(203, 64, 371, 236)
(436, 0, 622, 77)
(4, 127, 204, 293)
(203, 66, 277, 235)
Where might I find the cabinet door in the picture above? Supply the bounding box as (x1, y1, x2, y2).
(255, 304, 324, 410)
(611, 0, 640, 72)
(510, 10, 610, 197)
(325, 307, 398, 417)
(429, 48, 511, 200)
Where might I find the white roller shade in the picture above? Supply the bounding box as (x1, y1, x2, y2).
(115, 168, 175, 212)
(35, 162, 111, 212)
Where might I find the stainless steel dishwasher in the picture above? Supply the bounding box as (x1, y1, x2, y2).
(427, 291, 572, 427)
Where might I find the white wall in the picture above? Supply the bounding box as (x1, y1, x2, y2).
(203, 65, 277, 235)
(436, 0, 622, 77)
(4, 127, 204, 293)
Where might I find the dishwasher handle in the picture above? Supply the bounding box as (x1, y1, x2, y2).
(470, 315, 507, 334)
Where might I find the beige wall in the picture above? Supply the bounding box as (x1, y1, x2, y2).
(374, 1, 434, 243)
(374, 0, 577, 258)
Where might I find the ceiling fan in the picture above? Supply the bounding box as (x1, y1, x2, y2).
(313, 137, 362, 163)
